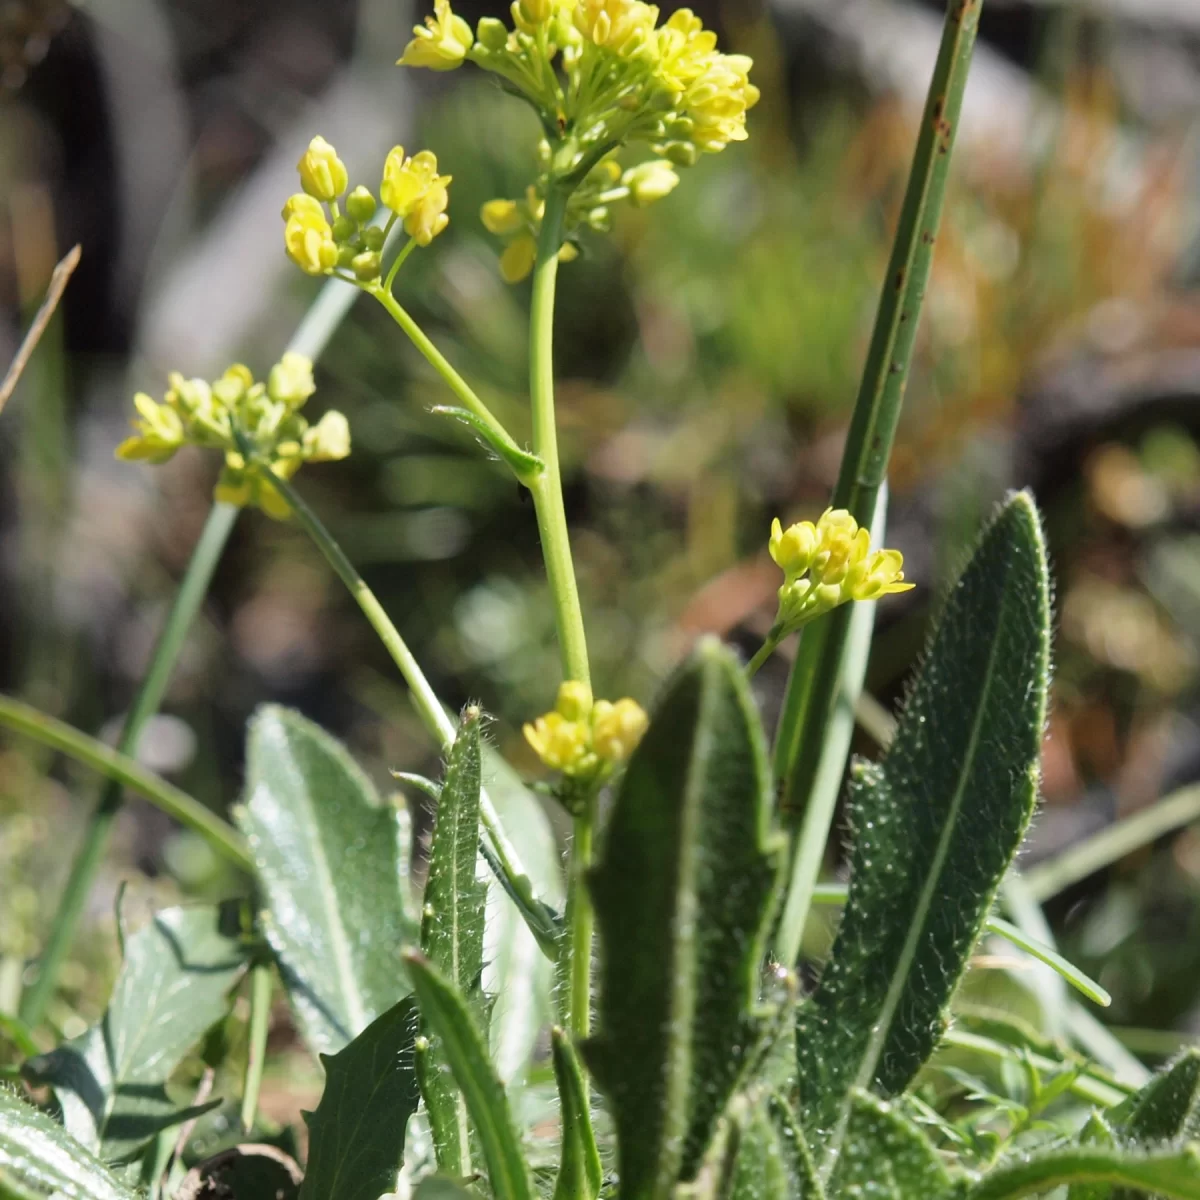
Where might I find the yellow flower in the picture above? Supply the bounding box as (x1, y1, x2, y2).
(297, 136, 348, 202)
(555, 680, 593, 722)
(381, 148, 452, 245)
(655, 8, 718, 91)
(591, 698, 648, 763)
(810, 508, 861, 583)
(573, 0, 659, 55)
(524, 711, 593, 774)
(499, 234, 537, 283)
(284, 205, 338, 275)
(480, 198, 524, 235)
(268, 352, 316, 408)
(846, 548, 914, 601)
(398, 0, 474, 70)
(303, 411, 352, 462)
(114, 393, 185, 463)
(769, 516, 817, 579)
(684, 53, 759, 153)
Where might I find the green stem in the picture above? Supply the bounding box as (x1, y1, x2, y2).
(241, 963, 272, 1133)
(745, 628, 783, 680)
(771, 0, 983, 951)
(529, 185, 594, 1050)
(383, 235, 417, 294)
(0, 692, 252, 874)
(369, 285, 530, 479)
(267, 472, 540, 935)
(19, 502, 239, 1025)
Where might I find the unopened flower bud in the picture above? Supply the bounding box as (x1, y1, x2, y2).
(304, 410, 352, 461)
(499, 234, 537, 283)
(346, 185, 377, 224)
(623, 159, 680, 207)
(352, 250, 382, 280)
(267, 353, 316, 408)
(332, 214, 357, 243)
(481, 198, 523, 235)
(591, 698, 648, 763)
(555, 680, 593, 722)
(298, 136, 348, 202)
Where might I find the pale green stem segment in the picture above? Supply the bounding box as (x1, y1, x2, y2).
(19, 501, 240, 1025)
(241, 962, 273, 1133)
(19, 265, 375, 1025)
(1021, 784, 1200, 904)
(772, 0, 983, 958)
(528, 185, 595, 1053)
(744, 625, 784, 680)
(266, 472, 538, 933)
(368, 285, 536, 485)
(0, 692, 252, 875)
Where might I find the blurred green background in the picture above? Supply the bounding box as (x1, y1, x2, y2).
(4, 0, 1200, 1120)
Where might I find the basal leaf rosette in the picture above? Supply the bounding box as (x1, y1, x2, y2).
(115, 354, 350, 519)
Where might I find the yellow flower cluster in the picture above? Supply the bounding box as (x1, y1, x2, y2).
(769, 508, 914, 634)
(396, 2, 756, 278)
(523, 681, 648, 780)
(282, 136, 451, 281)
(115, 354, 350, 520)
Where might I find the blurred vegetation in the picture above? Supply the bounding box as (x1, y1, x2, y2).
(4, 0, 1200, 1110)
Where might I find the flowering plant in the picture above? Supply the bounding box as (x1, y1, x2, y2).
(5, 4, 1200, 1200)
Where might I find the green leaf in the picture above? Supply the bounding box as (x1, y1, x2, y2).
(0, 1088, 136, 1200)
(584, 638, 785, 1198)
(298, 997, 422, 1200)
(237, 705, 417, 1055)
(1067, 1112, 1118, 1200)
(828, 1091, 955, 1200)
(418, 708, 487, 1177)
(551, 1028, 602, 1200)
(969, 1145, 1200, 1200)
(23, 906, 248, 1164)
(404, 951, 534, 1200)
(795, 494, 1051, 1151)
(430, 406, 545, 481)
(1117, 1049, 1200, 1145)
(730, 1093, 824, 1200)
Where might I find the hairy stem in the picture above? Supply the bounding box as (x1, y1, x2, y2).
(19, 502, 239, 1024)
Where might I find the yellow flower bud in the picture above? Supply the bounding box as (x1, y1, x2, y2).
(846, 549, 914, 601)
(574, 0, 658, 55)
(556, 680, 593, 722)
(303, 410, 352, 462)
(810, 508, 860, 583)
(114, 393, 185, 463)
(397, 0, 473, 70)
(282, 193, 325, 221)
(285, 206, 338, 275)
(480, 198, 523, 235)
(499, 234, 537, 283)
(622, 159, 680, 207)
(769, 517, 817, 578)
(267, 353, 316, 408)
(297, 136, 348, 202)
(591, 698, 648, 763)
(381, 149, 452, 247)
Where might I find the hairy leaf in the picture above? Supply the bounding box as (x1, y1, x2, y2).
(418, 708, 486, 1176)
(405, 952, 534, 1200)
(0, 1089, 135, 1200)
(730, 1093, 823, 1200)
(584, 638, 785, 1199)
(796, 494, 1051, 1149)
(551, 1028, 601, 1200)
(238, 706, 416, 1055)
(828, 1091, 955, 1199)
(299, 998, 421, 1200)
(23, 906, 247, 1164)
(1118, 1049, 1200, 1144)
(1067, 1112, 1118, 1200)
(970, 1145, 1200, 1200)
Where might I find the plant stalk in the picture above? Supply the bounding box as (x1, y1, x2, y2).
(267, 473, 540, 936)
(19, 502, 239, 1025)
(241, 963, 273, 1133)
(772, 0, 983, 961)
(529, 185, 594, 1050)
